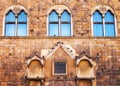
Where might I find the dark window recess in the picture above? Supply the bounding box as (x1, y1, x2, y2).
(54, 62, 66, 74)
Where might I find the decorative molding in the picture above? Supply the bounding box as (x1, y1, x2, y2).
(91, 5, 115, 15)
(47, 5, 71, 15)
(12, 6, 21, 15)
(4, 5, 28, 15)
(41, 41, 76, 59)
(26, 52, 44, 66)
(76, 51, 93, 66)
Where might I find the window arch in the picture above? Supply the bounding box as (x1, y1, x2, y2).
(17, 10, 27, 36)
(61, 10, 71, 36)
(93, 10, 103, 36)
(4, 5, 28, 36)
(49, 10, 59, 36)
(92, 9, 116, 37)
(48, 10, 71, 36)
(105, 11, 115, 36)
(5, 10, 15, 36)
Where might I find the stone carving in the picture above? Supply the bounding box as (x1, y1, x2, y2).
(12, 6, 21, 15)
(99, 5, 108, 15)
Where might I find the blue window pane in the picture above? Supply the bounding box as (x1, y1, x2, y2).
(18, 11, 27, 36)
(105, 10, 115, 36)
(93, 11, 102, 22)
(5, 24, 15, 36)
(49, 11, 58, 22)
(18, 11, 27, 22)
(6, 11, 15, 22)
(18, 24, 27, 36)
(93, 24, 103, 36)
(105, 24, 115, 36)
(61, 11, 70, 22)
(49, 24, 58, 36)
(105, 11, 114, 22)
(61, 24, 71, 36)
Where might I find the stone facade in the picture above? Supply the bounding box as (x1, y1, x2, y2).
(0, 0, 120, 86)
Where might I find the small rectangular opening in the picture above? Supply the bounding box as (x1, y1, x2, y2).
(54, 62, 66, 75)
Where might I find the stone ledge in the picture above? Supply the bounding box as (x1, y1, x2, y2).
(0, 36, 119, 39)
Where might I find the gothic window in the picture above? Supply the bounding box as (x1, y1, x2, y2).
(5, 10, 16, 36)
(93, 10, 116, 37)
(105, 11, 115, 36)
(61, 11, 71, 36)
(49, 10, 59, 36)
(5, 10, 27, 36)
(49, 10, 71, 36)
(17, 10, 27, 36)
(54, 62, 66, 74)
(93, 11, 103, 36)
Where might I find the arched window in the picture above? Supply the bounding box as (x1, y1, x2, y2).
(93, 11, 103, 36)
(105, 11, 115, 36)
(49, 10, 59, 36)
(49, 10, 71, 36)
(93, 10, 116, 37)
(5, 10, 15, 36)
(5, 10, 27, 36)
(17, 10, 27, 36)
(61, 11, 71, 36)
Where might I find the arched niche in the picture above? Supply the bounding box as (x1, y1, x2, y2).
(28, 60, 43, 78)
(76, 54, 95, 78)
(78, 59, 92, 77)
(76, 53, 95, 86)
(26, 52, 44, 86)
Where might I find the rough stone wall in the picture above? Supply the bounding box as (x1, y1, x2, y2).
(0, 0, 120, 36)
(0, 0, 120, 86)
(0, 38, 120, 86)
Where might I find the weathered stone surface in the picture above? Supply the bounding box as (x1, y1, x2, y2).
(0, 0, 120, 86)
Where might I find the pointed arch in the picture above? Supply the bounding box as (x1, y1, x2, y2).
(61, 10, 71, 36)
(5, 10, 15, 36)
(49, 10, 59, 36)
(91, 5, 117, 37)
(17, 10, 27, 36)
(104, 10, 115, 36)
(93, 10, 103, 36)
(47, 5, 72, 36)
(3, 5, 28, 36)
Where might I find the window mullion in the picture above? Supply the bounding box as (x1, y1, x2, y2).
(103, 15, 105, 36)
(15, 15, 18, 36)
(58, 15, 61, 36)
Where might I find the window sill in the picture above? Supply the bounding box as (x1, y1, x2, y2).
(0, 36, 119, 39)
